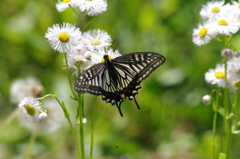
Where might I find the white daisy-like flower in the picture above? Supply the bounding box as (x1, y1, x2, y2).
(19, 99, 66, 134)
(56, 0, 79, 12)
(192, 23, 216, 46)
(205, 64, 226, 87)
(82, 29, 112, 51)
(210, 14, 240, 35)
(10, 77, 44, 104)
(200, 1, 230, 19)
(227, 56, 240, 90)
(66, 46, 94, 75)
(229, 1, 240, 17)
(45, 23, 82, 53)
(91, 48, 121, 64)
(77, 0, 107, 16)
(18, 97, 42, 123)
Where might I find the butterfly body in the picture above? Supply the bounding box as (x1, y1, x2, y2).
(74, 52, 166, 116)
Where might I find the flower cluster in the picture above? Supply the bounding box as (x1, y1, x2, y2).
(45, 23, 121, 75)
(204, 49, 240, 91)
(192, 0, 240, 46)
(45, 1, 121, 76)
(56, 0, 107, 16)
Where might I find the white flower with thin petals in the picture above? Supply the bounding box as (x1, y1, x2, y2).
(82, 29, 112, 51)
(229, 1, 240, 17)
(200, 1, 230, 19)
(211, 14, 240, 35)
(205, 64, 226, 87)
(66, 45, 94, 75)
(56, 0, 79, 12)
(45, 23, 82, 53)
(77, 0, 107, 16)
(18, 97, 42, 123)
(227, 57, 240, 90)
(91, 49, 121, 64)
(192, 23, 216, 46)
(19, 99, 66, 134)
(10, 77, 44, 104)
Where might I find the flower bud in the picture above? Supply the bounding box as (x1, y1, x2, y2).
(202, 95, 212, 105)
(221, 49, 233, 59)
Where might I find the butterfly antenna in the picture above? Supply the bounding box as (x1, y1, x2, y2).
(133, 97, 140, 110)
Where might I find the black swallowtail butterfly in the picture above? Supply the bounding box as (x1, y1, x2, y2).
(74, 52, 166, 116)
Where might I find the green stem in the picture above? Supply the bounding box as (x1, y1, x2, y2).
(38, 94, 81, 159)
(64, 53, 77, 99)
(222, 58, 231, 159)
(90, 97, 98, 159)
(23, 131, 37, 159)
(78, 93, 85, 159)
(212, 90, 219, 159)
(233, 91, 240, 131)
(0, 108, 19, 134)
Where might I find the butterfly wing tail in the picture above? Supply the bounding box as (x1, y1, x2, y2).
(133, 97, 140, 110)
(117, 105, 123, 117)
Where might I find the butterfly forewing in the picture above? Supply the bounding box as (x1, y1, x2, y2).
(74, 52, 166, 116)
(113, 52, 165, 81)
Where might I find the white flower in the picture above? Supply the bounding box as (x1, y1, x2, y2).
(210, 14, 240, 35)
(202, 95, 212, 105)
(18, 97, 42, 123)
(205, 64, 226, 87)
(82, 29, 112, 51)
(200, 1, 230, 19)
(91, 48, 121, 64)
(227, 57, 240, 90)
(45, 23, 82, 53)
(77, 0, 107, 16)
(229, 1, 240, 17)
(66, 46, 94, 75)
(10, 77, 44, 104)
(56, 0, 79, 12)
(19, 99, 66, 134)
(192, 23, 216, 46)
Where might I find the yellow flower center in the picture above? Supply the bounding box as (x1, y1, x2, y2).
(214, 72, 225, 78)
(199, 27, 208, 37)
(218, 20, 228, 26)
(212, 7, 220, 13)
(90, 39, 102, 46)
(101, 55, 114, 62)
(74, 54, 84, 61)
(26, 105, 36, 116)
(62, 0, 71, 3)
(58, 32, 69, 42)
(238, 4, 240, 9)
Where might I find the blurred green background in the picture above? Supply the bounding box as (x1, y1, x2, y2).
(1, 0, 240, 158)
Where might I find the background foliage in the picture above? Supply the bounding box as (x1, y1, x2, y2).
(1, 0, 240, 158)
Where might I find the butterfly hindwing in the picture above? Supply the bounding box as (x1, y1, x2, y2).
(74, 52, 166, 116)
